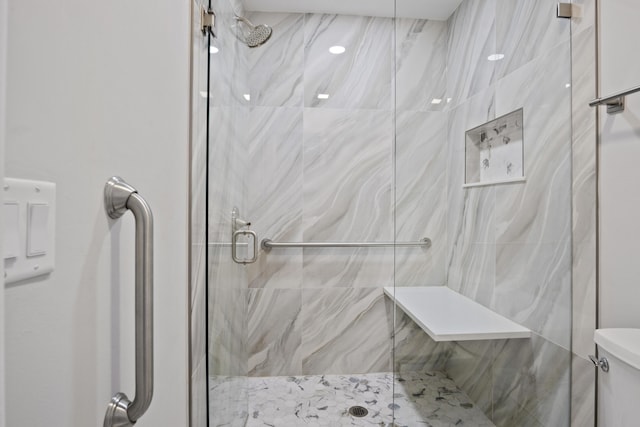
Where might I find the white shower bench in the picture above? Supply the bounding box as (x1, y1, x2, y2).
(383, 286, 530, 341)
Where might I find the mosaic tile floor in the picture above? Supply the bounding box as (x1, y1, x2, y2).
(245, 371, 495, 426)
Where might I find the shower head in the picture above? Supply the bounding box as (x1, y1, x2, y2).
(235, 15, 272, 48)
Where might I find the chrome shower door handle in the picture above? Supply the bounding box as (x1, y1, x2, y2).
(103, 177, 154, 427)
(232, 229, 258, 264)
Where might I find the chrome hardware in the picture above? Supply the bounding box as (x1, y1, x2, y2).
(201, 6, 216, 36)
(103, 177, 154, 427)
(261, 237, 432, 251)
(556, 3, 576, 19)
(589, 355, 610, 372)
(589, 85, 640, 114)
(230, 208, 257, 264)
(104, 393, 133, 427)
(104, 176, 137, 219)
(604, 97, 625, 115)
(231, 207, 251, 231)
(232, 229, 258, 264)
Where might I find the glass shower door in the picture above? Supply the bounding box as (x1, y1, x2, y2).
(196, 0, 574, 426)
(392, 1, 573, 426)
(202, 1, 401, 426)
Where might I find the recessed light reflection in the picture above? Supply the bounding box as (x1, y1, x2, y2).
(199, 91, 211, 99)
(565, 83, 571, 88)
(487, 53, 505, 61)
(210, 46, 219, 54)
(243, 94, 251, 101)
(317, 93, 330, 99)
(431, 98, 443, 105)
(329, 46, 346, 54)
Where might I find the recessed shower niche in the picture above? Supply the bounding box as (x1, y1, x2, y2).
(464, 109, 525, 187)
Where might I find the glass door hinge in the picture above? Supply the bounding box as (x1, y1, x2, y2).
(557, 3, 581, 19)
(201, 6, 216, 36)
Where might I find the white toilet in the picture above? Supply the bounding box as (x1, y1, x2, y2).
(594, 328, 640, 427)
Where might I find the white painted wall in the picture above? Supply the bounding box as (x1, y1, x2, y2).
(598, 0, 640, 329)
(0, 0, 7, 423)
(4, 0, 190, 426)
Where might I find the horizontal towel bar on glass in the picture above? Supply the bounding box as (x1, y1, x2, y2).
(208, 242, 249, 247)
(261, 238, 432, 251)
(589, 84, 640, 114)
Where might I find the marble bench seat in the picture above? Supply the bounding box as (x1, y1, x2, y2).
(384, 286, 531, 342)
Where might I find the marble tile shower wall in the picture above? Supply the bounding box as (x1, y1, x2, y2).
(442, 0, 573, 426)
(243, 11, 450, 378)
(245, 12, 394, 378)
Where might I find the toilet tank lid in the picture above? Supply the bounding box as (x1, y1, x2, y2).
(595, 328, 640, 370)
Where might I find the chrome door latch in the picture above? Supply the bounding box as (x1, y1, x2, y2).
(589, 354, 610, 372)
(231, 208, 257, 264)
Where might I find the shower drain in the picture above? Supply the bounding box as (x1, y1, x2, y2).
(348, 406, 369, 417)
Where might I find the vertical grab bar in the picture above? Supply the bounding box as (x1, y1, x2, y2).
(103, 176, 154, 427)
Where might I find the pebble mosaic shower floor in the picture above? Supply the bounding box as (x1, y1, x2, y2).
(243, 371, 495, 426)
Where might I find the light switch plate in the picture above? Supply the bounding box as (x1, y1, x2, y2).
(3, 202, 20, 259)
(3, 178, 56, 284)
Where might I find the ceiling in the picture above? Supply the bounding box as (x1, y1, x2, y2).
(243, 0, 465, 21)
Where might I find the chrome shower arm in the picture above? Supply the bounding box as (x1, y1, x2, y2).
(234, 14, 255, 28)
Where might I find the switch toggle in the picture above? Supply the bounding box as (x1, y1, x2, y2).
(27, 203, 49, 256)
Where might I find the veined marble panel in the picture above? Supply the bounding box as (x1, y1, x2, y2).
(571, 27, 597, 360)
(495, 0, 570, 79)
(393, 306, 453, 373)
(207, 257, 248, 376)
(208, 1, 249, 107)
(493, 241, 571, 350)
(447, 242, 496, 308)
(246, 13, 304, 108)
(571, 28, 597, 246)
(208, 106, 249, 244)
(446, 88, 497, 306)
(302, 246, 395, 289)
(572, 236, 596, 357)
(395, 111, 447, 287)
(571, 355, 595, 427)
(446, 86, 496, 158)
(302, 108, 394, 288)
(445, 340, 494, 418)
(446, 87, 496, 250)
(447, 0, 496, 107)
(304, 14, 393, 110)
(494, 41, 572, 245)
(301, 287, 392, 375)
(248, 288, 302, 376)
(492, 336, 571, 427)
(245, 107, 303, 289)
(395, 19, 448, 112)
